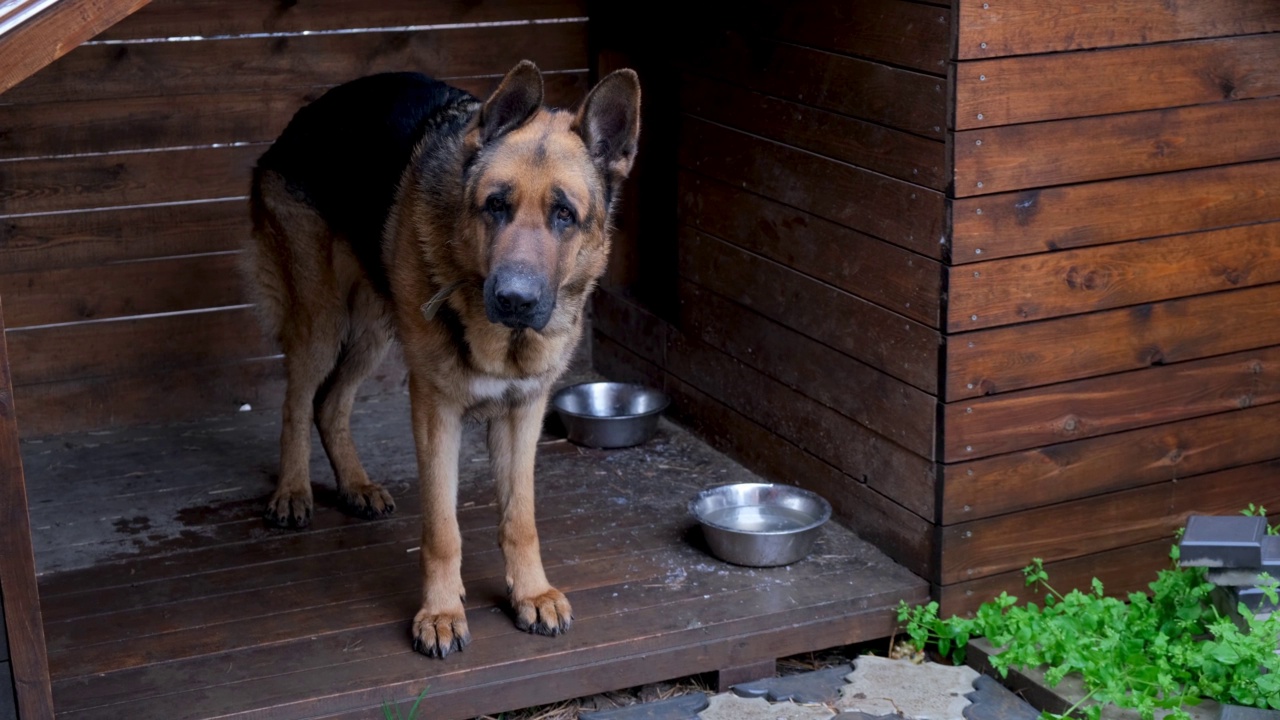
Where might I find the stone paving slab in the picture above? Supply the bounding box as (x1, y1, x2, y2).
(732, 665, 854, 704)
(962, 675, 1038, 720)
(838, 656, 978, 719)
(698, 694, 835, 720)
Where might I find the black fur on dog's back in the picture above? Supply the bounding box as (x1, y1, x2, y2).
(254, 73, 478, 296)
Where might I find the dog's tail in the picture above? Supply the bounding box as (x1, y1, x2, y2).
(240, 166, 291, 348)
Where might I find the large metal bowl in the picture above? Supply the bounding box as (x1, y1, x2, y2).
(550, 382, 670, 449)
(690, 483, 831, 567)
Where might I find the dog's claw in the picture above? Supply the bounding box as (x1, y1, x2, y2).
(513, 588, 573, 637)
(265, 488, 313, 529)
(412, 607, 470, 659)
(339, 483, 395, 519)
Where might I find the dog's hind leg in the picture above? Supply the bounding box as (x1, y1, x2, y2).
(250, 170, 346, 529)
(314, 282, 395, 519)
(268, 319, 343, 528)
(489, 393, 572, 636)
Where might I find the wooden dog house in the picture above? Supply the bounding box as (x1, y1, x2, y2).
(2, 0, 1280, 717)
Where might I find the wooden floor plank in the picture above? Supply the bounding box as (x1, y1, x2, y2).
(58, 539, 908, 718)
(41, 500, 671, 625)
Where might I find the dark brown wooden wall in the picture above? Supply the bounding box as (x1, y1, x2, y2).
(0, 0, 591, 438)
(937, 0, 1280, 615)
(593, 0, 1280, 616)
(591, 0, 950, 581)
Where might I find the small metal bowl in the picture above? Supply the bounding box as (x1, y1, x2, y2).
(550, 382, 670, 449)
(690, 483, 831, 567)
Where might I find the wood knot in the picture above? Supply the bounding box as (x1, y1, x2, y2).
(1061, 415, 1081, 433)
(1063, 266, 1104, 291)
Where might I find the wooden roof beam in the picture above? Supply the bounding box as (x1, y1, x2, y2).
(0, 0, 151, 96)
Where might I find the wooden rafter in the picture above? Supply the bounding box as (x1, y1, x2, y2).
(0, 0, 152, 96)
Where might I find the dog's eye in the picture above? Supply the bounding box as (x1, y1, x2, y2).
(484, 195, 508, 216)
(553, 205, 576, 226)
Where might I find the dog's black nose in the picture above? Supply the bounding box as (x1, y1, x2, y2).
(495, 277, 540, 315)
(484, 265, 555, 331)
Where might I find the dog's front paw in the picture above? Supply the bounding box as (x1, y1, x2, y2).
(412, 606, 470, 658)
(512, 587, 572, 636)
(265, 485, 313, 528)
(339, 482, 395, 519)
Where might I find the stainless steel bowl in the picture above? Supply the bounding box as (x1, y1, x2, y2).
(550, 382, 670, 449)
(689, 483, 831, 567)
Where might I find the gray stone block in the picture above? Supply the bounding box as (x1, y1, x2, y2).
(831, 713, 902, 719)
(580, 692, 710, 720)
(963, 674, 1039, 720)
(1219, 704, 1280, 720)
(1236, 586, 1280, 614)
(1181, 516, 1266, 568)
(731, 664, 853, 704)
(1208, 568, 1280, 588)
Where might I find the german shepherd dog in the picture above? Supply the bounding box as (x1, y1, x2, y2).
(243, 61, 640, 657)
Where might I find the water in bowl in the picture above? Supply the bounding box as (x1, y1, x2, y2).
(703, 504, 814, 533)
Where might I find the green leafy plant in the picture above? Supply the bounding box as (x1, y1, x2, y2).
(898, 542, 1280, 720)
(382, 685, 430, 720)
(1240, 504, 1279, 535)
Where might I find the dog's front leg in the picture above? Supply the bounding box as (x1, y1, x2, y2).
(409, 376, 470, 658)
(489, 392, 572, 636)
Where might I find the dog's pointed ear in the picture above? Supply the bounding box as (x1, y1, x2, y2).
(479, 60, 544, 145)
(574, 69, 641, 182)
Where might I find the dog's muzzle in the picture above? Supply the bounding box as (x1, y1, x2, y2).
(484, 264, 555, 331)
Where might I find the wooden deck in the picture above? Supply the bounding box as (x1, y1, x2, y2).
(21, 372, 925, 719)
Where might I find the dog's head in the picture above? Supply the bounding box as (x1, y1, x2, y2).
(460, 61, 641, 332)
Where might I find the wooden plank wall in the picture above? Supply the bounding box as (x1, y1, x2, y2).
(591, 0, 951, 581)
(938, 0, 1280, 614)
(0, 0, 591, 438)
(592, 0, 1280, 616)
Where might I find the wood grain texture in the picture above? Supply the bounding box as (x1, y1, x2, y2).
(590, 288, 669, 369)
(679, 228, 940, 393)
(0, 0, 151, 95)
(4, 22, 588, 105)
(769, 0, 949, 74)
(0, 297, 55, 719)
(7, 306, 271, 386)
(0, 199, 247, 272)
(0, 252, 244, 328)
(950, 159, 1280, 263)
(0, 144, 261, 215)
(941, 402, 1280, 524)
(666, 376, 937, 580)
(957, 0, 1280, 59)
(680, 118, 946, 260)
(943, 344, 1280, 461)
(938, 539, 1172, 617)
(678, 281, 935, 461)
(955, 33, 1280, 129)
(12, 358, 290, 439)
(947, 222, 1280, 331)
(680, 73, 947, 190)
(678, 31, 947, 139)
(947, 283, 1280, 401)
(953, 97, 1280, 196)
(679, 172, 942, 326)
(0, 73, 590, 161)
(95, 0, 586, 40)
(938, 458, 1280, 583)
(667, 327, 936, 520)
